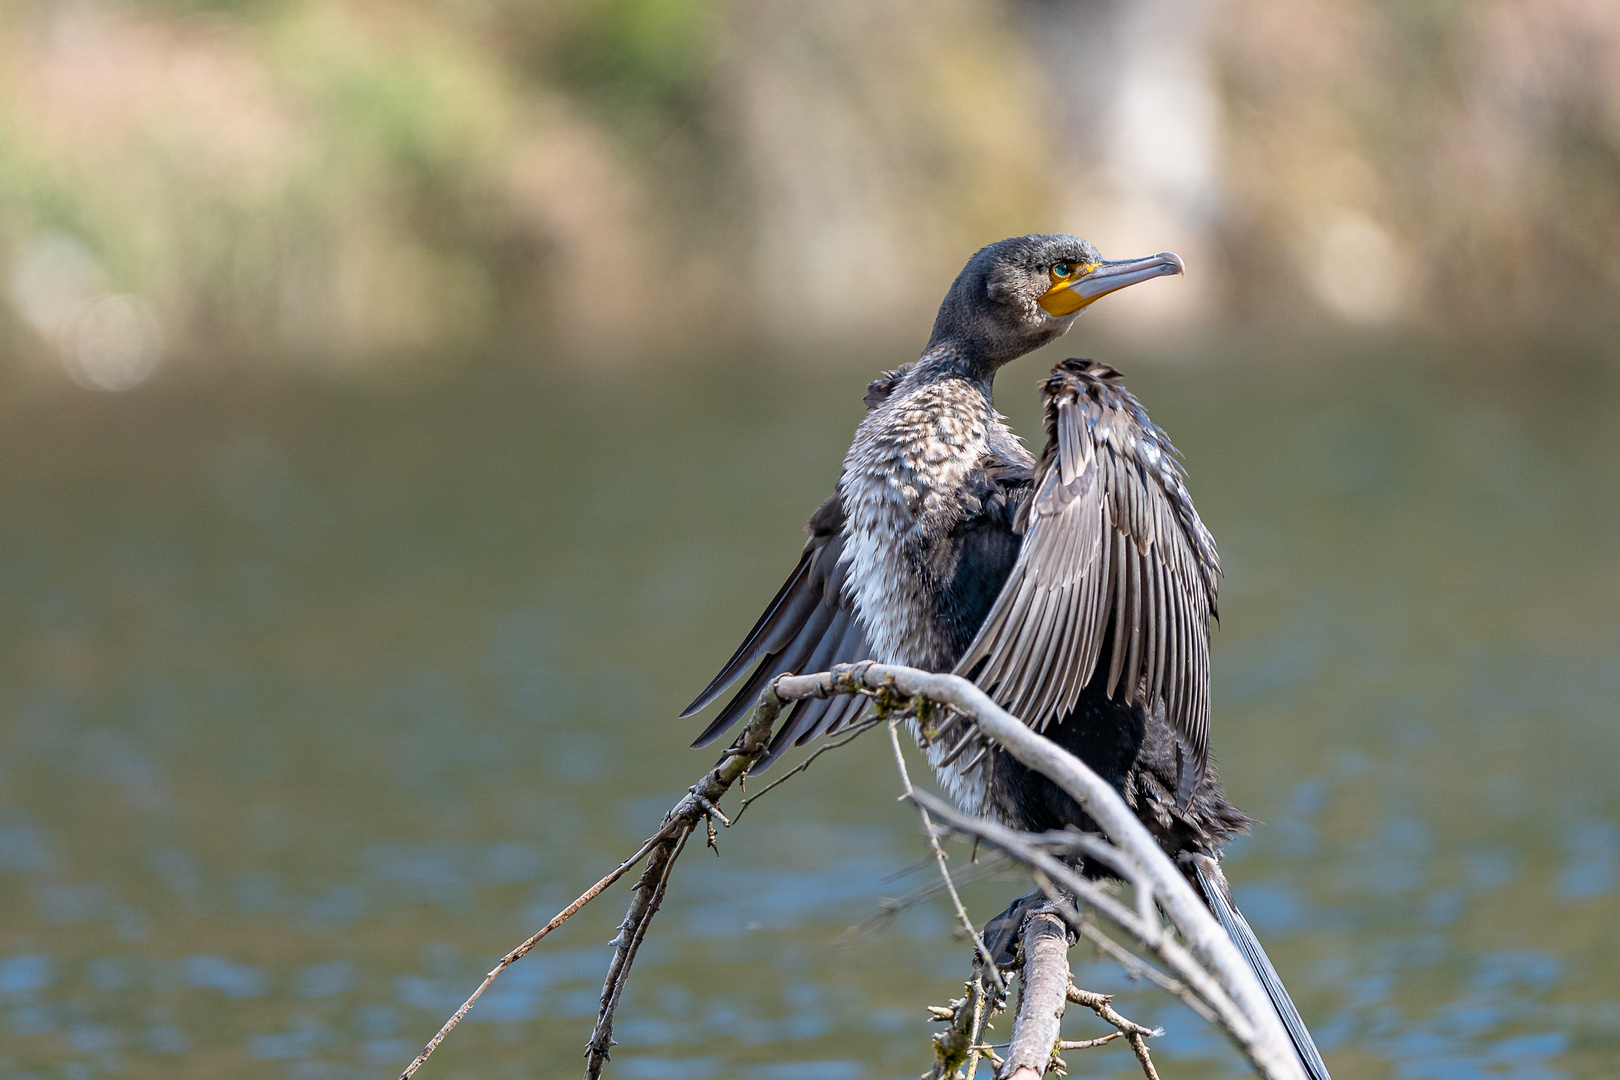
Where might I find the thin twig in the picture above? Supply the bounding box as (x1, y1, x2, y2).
(882, 853, 940, 883)
(396, 824, 677, 1079)
(1073, 918, 1209, 1021)
(889, 720, 1006, 996)
(777, 663, 1305, 1080)
(926, 970, 1002, 1080)
(837, 853, 1013, 944)
(584, 827, 692, 1078)
(1058, 1032, 1122, 1049)
(963, 977, 991, 1080)
(1067, 984, 1163, 1080)
(974, 1043, 1006, 1070)
(909, 787, 1249, 1063)
(730, 715, 880, 824)
(400, 688, 783, 1079)
(1128, 1031, 1163, 1080)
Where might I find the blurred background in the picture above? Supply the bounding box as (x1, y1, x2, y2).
(1, 1, 1618, 1079)
(4, 0, 1620, 375)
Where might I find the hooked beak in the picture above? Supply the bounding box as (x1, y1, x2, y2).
(1037, 252, 1185, 317)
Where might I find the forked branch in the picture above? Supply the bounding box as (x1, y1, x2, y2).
(399, 687, 785, 1080)
(774, 663, 1305, 1080)
(399, 661, 1303, 1080)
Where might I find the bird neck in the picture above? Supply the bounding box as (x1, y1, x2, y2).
(906, 342, 999, 403)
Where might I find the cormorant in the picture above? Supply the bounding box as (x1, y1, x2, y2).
(682, 234, 1331, 1080)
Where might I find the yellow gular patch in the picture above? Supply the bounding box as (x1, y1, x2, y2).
(1037, 263, 1098, 317)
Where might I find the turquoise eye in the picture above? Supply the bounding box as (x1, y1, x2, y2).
(1052, 263, 1072, 279)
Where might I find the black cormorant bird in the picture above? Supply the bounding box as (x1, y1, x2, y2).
(682, 234, 1331, 1080)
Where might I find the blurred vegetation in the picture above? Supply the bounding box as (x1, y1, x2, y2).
(0, 0, 1616, 378)
(1217, 0, 1620, 334)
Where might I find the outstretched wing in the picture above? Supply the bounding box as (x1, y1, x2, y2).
(681, 366, 911, 768)
(680, 493, 872, 768)
(954, 358, 1220, 787)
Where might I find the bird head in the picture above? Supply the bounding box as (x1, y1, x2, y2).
(926, 234, 1184, 366)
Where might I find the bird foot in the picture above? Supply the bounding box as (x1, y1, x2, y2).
(981, 890, 1050, 968)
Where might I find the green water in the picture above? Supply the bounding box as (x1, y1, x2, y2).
(1, 337, 1617, 1080)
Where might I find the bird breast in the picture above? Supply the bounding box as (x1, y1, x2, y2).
(836, 378, 1023, 671)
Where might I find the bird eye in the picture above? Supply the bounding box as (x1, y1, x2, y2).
(1051, 263, 1073, 280)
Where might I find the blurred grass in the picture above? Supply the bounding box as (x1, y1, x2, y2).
(1, 0, 1617, 376)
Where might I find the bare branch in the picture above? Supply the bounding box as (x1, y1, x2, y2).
(889, 720, 1007, 996)
(773, 663, 1306, 1080)
(1067, 981, 1163, 1035)
(1072, 916, 1212, 1023)
(585, 827, 692, 1078)
(915, 791, 1249, 1053)
(1128, 1032, 1164, 1080)
(399, 686, 784, 1079)
(730, 715, 881, 824)
(403, 660, 1307, 1080)
(1003, 912, 1071, 1080)
(1068, 985, 1164, 1080)
(396, 826, 677, 1080)
(1057, 1032, 1122, 1049)
(926, 972, 1000, 1080)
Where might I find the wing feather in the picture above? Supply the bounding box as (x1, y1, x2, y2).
(686, 491, 874, 759)
(953, 359, 1221, 783)
(1009, 588, 1059, 719)
(817, 680, 873, 738)
(1043, 569, 1088, 727)
(1123, 538, 1144, 704)
(682, 552, 816, 717)
(694, 655, 781, 746)
(695, 599, 835, 743)
(758, 613, 870, 766)
(1070, 513, 1107, 693)
(1106, 527, 1129, 696)
(993, 576, 1051, 700)
(1165, 558, 1186, 719)
(1150, 549, 1168, 711)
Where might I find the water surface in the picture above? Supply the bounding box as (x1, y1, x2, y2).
(1, 339, 1617, 1079)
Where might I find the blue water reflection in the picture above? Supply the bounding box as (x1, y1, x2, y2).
(0, 348, 1617, 1078)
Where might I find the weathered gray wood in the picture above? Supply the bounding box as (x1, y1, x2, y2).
(1002, 912, 1071, 1080)
(773, 663, 1306, 1080)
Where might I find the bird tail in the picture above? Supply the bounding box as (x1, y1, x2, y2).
(1186, 854, 1333, 1080)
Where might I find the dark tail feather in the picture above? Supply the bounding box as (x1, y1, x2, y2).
(1189, 855, 1333, 1080)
